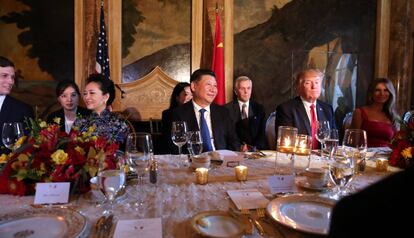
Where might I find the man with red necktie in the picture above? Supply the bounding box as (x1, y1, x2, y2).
(275, 69, 336, 149)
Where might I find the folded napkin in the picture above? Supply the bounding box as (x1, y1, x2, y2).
(202, 150, 243, 167)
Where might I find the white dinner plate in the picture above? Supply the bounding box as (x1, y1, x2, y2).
(295, 177, 330, 191)
(266, 194, 336, 235)
(0, 208, 88, 238)
(190, 211, 245, 238)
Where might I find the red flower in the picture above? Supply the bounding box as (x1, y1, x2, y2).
(7, 179, 26, 196)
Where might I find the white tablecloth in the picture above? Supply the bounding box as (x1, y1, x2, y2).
(0, 151, 397, 237)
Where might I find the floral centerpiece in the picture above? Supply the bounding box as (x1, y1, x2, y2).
(0, 118, 120, 196)
(390, 118, 414, 169)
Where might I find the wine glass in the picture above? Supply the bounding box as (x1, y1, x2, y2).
(342, 129, 368, 174)
(171, 121, 189, 165)
(2, 122, 24, 151)
(126, 132, 152, 208)
(98, 154, 126, 215)
(325, 129, 339, 160)
(328, 155, 355, 200)
(187, 131, 203, 157)
(315, 121, 330, 158)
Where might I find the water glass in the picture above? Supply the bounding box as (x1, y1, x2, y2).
(126, 132, 152, 208)
(171, 121, 189, 161)
(98, 154, 126, 215)
(343, 129, 367, 173)
(2, 122, 24, 151)
(328, 155, 354, 200)
(316, 121, 330, 158)
(187, 131, 203, 157)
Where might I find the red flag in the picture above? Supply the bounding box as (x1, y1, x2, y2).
(212, 11, 225, 105)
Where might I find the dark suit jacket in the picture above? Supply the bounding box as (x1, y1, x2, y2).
(275, 96, 336, 141)
(170, 101, 241, 153)
(328, 166, 414, 238)
(225, 100, 267, 149)
(0, 96, 34, 154)
(46, 107, 90, 132)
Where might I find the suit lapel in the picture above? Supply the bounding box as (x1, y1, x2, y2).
(210, 104, 218, 140)
(295, 97, 311, 135)
(316, 101, 327, 123)
(185, 102, 199, 131)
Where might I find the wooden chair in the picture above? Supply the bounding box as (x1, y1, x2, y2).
(265, 111, 277, 150)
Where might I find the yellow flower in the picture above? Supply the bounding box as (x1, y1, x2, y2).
(53, 117, 61, 124)
(0, 154, 8, 164)
(17, 153, 29, 162)
(401, 147, 413, 160)
(14, 136, 27, 149)
(51, 149, 68, 165)
(39, 121, 47, 128)
(75, 146, 85, 155)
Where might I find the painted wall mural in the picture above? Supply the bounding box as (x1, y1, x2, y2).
(122, 0, 191, 83)
(0, 0, 74, 117)
(233, 0, 376, 116)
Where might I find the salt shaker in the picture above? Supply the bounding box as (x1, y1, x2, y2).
(149, 161, 158, 184)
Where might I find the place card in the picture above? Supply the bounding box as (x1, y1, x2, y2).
(268, 175, 295, 194)
(227, 189, 269, 210)
(113, 218, 162, 238)
(34, 182, 70, 204)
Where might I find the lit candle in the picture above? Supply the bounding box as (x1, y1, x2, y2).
(295, 138, 310, 155)
(278, 136, 295, 153)
(235, 165, 248, 181)
(376, 158, 388, 172)
(195, 168, 209, 185)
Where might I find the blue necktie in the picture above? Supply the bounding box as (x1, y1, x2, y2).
(199, 109, 213, 152)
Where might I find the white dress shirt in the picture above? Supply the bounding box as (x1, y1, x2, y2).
(0, 95, 6, 112)
(192, 101, 216, 150)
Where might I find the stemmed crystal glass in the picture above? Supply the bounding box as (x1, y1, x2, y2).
(325, 129, 339, 160)
(171, 121, 189, 165)
(328, 152, 355, 200)
(126, 132, 152, 208)
(187, 131, 203, 157)
(2, 122, 24, 151)
(98, 154, 126, 215)
(342, 129, 368, 174)
(315, 121, 330, 158)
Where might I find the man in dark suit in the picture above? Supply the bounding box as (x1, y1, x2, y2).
(328, 166, 414, 238)
(170, 69, 241, 153)
(0, 56, 34, 154)
(225, 76, 266, 150)
(275, 69, 336, 148)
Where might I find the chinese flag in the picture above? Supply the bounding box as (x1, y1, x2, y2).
(212, 12, 225, 105)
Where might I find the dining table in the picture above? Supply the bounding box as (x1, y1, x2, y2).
(0, 148, 398, 238)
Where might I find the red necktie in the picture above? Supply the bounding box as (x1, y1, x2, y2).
(310, 104, 318, 149)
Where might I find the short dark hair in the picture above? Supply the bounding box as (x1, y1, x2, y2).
(0, 56, 15, 68)
(56, 80, 80, 97)
(86, 73, 115, 106)
(169, 82, 190, 109)
(190, 69, 216, 83)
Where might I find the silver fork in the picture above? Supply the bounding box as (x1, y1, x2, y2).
(241, 209, 267, 236)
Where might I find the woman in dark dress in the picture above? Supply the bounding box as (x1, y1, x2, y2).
(47, 81, 89, 134)
(73, 74, 129, 145)
(161, 82, 192, 153)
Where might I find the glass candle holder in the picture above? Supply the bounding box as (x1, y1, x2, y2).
(295, 134, 312, 156)
(235, 165, 248, 181)
(195, 168, 208, 185)
(376, 158, 388, 172)
(277, 126, 298, 154)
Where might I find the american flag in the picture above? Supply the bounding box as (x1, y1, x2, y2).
(95, 5, 110, 79)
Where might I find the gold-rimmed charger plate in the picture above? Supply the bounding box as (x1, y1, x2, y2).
(267, 194, 336, 235)
(190, 211, 245, 238)
(0, 208, 88, 238)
